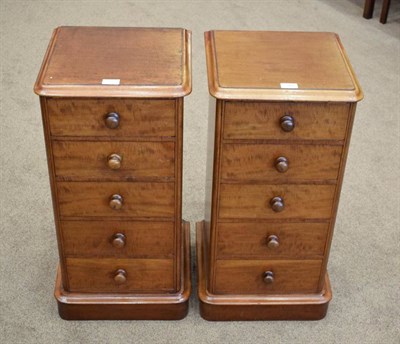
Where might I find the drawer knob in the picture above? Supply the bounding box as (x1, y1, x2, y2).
(267, 235, 280, 249)
(263, 271, 274, 284)
(107, 154, 122, 170)
(109, 194, 123, 210)
(275, 156, 289, 173)
(112, 233, 126, 248)
(270, 196, 285, 212)
(105, 112, 120, 129)
(114, 269, 127, 284)
(280, 115, 295, 132)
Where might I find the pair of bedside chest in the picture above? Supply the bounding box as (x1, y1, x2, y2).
(34, 27, 362, 321)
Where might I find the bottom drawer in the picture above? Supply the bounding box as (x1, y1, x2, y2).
(66, 258, 174, 293)
(214, 260, 322, 294)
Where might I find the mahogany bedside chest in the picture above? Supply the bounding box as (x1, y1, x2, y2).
(34, 26, 192, 320)
(197, 30, 363, 320)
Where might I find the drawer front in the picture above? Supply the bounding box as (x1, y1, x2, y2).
(47, 98, 175, 137)
(221, 143, 342, 182)
(53, 141, 175, 181)
(214, 260, 322, 294)
(57, 182, 174, 218)
(61, 221, 174, 258)
(224, 102, 349, 140)
(216, 222, 328, 259)
(219, 184, 335, 219)
(66, 258, 174, 293)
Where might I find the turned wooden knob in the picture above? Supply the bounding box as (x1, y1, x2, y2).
(107, 154, 122, 169)
(280, 115, 295, 132)
(263, 271, 274, 284)
(275, 156, 289, 173)
(109, 194, 123, 210)
(270, 196, 285, 212)
(267, 235, 279, 249)
(105, 112, 120, 129)
(114, 269, 127, 284)
(112, 233, 126, 248)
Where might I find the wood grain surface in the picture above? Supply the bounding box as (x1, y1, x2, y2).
(223, 101, 349, 140)
(218, 184, 336, 220)
(55, 222, 192, 320)
(221, 143, 342, 182)
(47, 98, 176, 137)
(199, 30, 362, 320)
(216, 222, 328, 259)
(57, 182, 175, 218)
(204, 30, 363, 101)
(53, 141, 175, 181)
(66, 258, 174, 293)
(214, 259, 322, 294)
(34, 27, 192, 98)
(35, 27, 192, 319)
(61, 221, 174, 258)
(196, 221, 331, 320)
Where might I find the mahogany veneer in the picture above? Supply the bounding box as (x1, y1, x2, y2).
(34, 26, 191, 320)
(56, 221, 191, 320)
(198, 30, 363, 320)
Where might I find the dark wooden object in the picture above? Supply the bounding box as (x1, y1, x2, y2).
(34, 26, 191, 320)
(363, 0, 392, 23)
(363, 0, 376, 18)
(198, 30, 363, 321)
(381, 0, 392, 24)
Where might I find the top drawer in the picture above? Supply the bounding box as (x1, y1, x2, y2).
(223, 102, 349, 141)
(46, 98, 176, 137)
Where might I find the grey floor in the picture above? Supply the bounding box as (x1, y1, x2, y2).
(1, 1, 399, 343)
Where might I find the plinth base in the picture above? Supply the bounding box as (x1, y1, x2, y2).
(196, 221, 332, 321)
(55, 221, 191, 320)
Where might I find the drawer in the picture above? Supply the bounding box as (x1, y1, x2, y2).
(53, 141, 175, 181)
(216, 222, 328, 259)
(219, 184, 335, 219)
(57, 182, 174, 218)
(214, 259, 322, 294)
(46, 98, 175, 137)
(66, 258, 174, 293)
(61, 221, 174, 258)
(223, 102, 349, 140)
(221, 143, 342, 182)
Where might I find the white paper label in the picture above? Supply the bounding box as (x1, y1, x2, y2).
(102, 79, 120, 85)
(280, 83, 298, 89)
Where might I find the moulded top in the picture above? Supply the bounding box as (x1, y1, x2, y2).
(205, 30, 363, 102)
(34, 26, 192, 98)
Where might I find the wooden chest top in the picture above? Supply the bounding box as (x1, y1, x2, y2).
(34, 27, 191, 98)
(205, 30, 363, 102)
